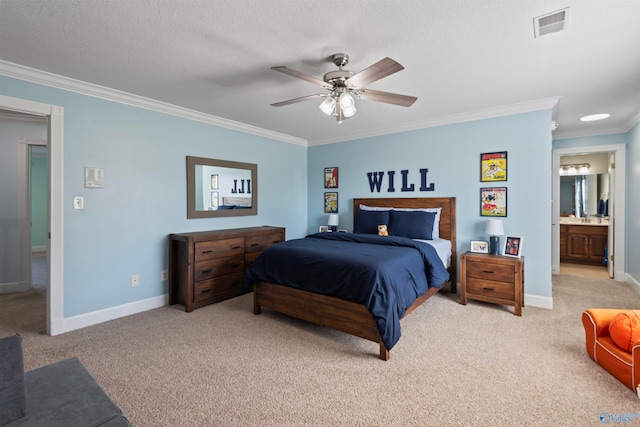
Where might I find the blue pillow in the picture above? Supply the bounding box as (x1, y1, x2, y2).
(388, 210, 437, 240)
(353, 209, 389, 234)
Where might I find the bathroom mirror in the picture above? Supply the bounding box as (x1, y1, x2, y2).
(559, 174, 608, 218)
(186, 156, 257, 218)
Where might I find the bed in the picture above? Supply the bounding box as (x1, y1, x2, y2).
(245, 197, 456, 360)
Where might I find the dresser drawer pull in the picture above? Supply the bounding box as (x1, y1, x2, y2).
(231, 245, 242, 250)
(202, 289, 212, 293)
(231, 264, 241, 269)
(482, 270, 494, 274)
(201, 250, 213, 254)
(272, 240, 280, 243)
(200, 269, 212, 274)
(250, 243, 259, 247)
(483, 287, 495, 291)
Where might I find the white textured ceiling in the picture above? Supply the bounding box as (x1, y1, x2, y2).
(1, 0, 639, 145)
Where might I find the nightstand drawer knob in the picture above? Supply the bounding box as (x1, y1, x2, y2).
(483, 287, 494, 291)
(483, 270, 494, 274)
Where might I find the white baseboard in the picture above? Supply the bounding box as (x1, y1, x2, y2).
(56, 294, 169, 335)
(627, 273, 640, 293)
(525, 293, 553, 310)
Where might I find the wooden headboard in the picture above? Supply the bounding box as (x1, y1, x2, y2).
(353, 197, 457, 285)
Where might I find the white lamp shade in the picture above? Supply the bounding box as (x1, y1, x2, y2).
(328, 213, 339, 226)
(485, 219, 504, 236)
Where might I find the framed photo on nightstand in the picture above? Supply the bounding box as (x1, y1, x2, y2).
(503, 236, 523, 257)
(470, 240, 489, 253)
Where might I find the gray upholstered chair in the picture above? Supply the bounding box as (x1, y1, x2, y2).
(0, 334, 131, 426)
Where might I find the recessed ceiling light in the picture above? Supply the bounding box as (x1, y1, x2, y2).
(580, 113, 610, 122)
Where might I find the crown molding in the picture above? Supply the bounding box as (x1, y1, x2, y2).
(0, 60, 308, 147)
(308, 97, 561, 146)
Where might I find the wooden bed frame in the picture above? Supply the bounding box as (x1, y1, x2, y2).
(252, 197, 457, 360)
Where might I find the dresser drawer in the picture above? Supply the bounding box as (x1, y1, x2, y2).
(193, 272, 246, 303)
(466, 278, 515, 301)
(245, 251, 262, 266)
(245, 232, 283, 253)
(194, 255, 244, 281)
(194, 238, 244, 262)
(466, 260, 514, 283)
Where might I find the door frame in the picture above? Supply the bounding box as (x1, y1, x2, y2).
(552, 144, 626, 281)
(0, 95, 64, 335)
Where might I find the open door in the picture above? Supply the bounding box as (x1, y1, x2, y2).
(608, 153, 615, 278)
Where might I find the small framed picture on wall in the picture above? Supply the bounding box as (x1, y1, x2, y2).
(480, 187, 507, 217)
(480, 151, 507, 182)
(324, 192, 338, 213)
(324, 167, 338, 188)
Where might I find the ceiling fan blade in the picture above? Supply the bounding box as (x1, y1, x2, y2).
(358, 88, 417, 107)
(270, 93, 327, 107)
(346, 57, 404, 89)
(271, 66, 333, 89)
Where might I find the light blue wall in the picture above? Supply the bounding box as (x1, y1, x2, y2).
(1, 76, 308, 317)
(625, 123, 640, 281)
(308, 111, 554, 300)
(31, 155, 48, 248)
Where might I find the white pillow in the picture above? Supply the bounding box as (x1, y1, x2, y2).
(359, 204, 442, 239)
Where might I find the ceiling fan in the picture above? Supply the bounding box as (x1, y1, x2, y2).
(270, 53, 417, 123)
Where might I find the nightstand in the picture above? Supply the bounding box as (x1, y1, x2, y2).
(460, 251, 524, 316)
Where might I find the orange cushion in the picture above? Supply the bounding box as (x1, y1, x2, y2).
(609, 311, 640, 352)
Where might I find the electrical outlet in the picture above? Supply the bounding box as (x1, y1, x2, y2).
(130, 274, 140, 287)
(161, 270, 168, 281)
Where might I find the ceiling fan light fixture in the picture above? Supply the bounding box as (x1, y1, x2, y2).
(339, 92, 357, 118)
(319, 97, 336, 116)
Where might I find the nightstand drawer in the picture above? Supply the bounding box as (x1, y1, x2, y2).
(194, 255, 244, 281)
(466, 278, 515, 300)
(194, 238, 244, 262)
(466, 260, 514, 283)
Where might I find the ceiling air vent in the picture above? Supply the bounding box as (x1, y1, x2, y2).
(534, 7, 570, 38)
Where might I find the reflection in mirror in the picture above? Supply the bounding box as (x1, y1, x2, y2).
(560, 174, 608, 218)
(187, 156, 257, 218)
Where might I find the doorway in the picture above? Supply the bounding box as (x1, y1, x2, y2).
(552, 144, 626, 281)
(0, 95, 65, 335)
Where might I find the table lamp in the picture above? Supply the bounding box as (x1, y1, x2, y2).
(328, 213, 339, 232)
(485, 219, 504, 255)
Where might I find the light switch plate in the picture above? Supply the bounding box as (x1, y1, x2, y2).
(73, 196, 84, 210)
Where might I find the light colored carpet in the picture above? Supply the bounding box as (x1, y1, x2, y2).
(1, 273, 639, 426)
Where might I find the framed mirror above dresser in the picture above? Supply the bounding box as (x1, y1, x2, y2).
(186, 156, 257, 218)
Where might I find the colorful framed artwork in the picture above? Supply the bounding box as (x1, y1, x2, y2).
(319, 225, 329, 232)
(470, 240, 489, 253)
(480, 187, 507, 217)
(324, 192, 338, 213)
(503, 236, 523, 258)
(210, 174, 219, 189)
(324, 167, 338, 188)
(480, 151, 507, 182)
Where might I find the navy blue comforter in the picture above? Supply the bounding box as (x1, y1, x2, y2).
(243, 232, 450, 350)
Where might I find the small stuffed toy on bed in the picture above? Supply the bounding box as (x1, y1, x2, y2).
(378, 224, 389, 236)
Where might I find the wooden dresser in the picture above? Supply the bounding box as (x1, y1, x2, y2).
(460, 251, 524, 316)
(169, 226, 285, 312)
